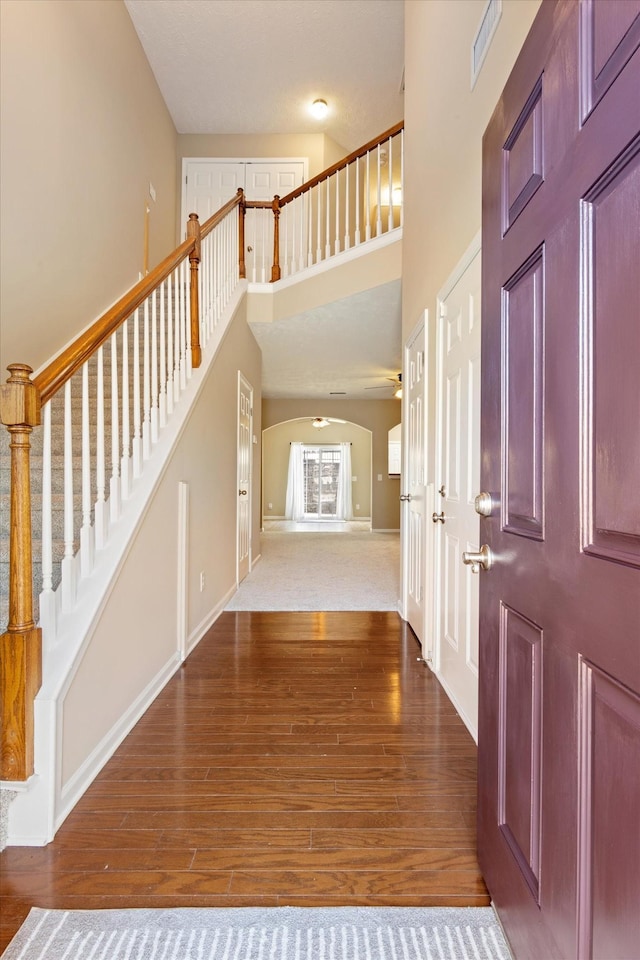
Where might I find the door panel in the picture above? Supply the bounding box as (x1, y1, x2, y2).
(237, 374, 252, 584)
(434, 248, 481, 737)
(184, 162, 243, 224)
(403, 318, 426, 646)
(479, 3, 640, 958)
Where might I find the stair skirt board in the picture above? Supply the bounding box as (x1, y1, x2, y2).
(4, 282, 247, 846)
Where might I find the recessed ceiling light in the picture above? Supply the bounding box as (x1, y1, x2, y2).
(310, 98, 329, 119)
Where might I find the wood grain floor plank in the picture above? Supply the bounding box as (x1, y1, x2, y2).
(0, 611, 488, 952)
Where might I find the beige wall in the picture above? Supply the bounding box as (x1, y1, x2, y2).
(62, 299, 261, 781)
(263, 399, 401, 529)
(0, 0, 178, 374)
(403, 0, 541, 482)
(263, 419, 372, 520)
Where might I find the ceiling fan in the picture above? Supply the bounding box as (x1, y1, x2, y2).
(365, 373, 402, 397)
(310, 417, 347, 429)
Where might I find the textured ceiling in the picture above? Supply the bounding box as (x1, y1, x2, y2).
(124, 0, 404, 151)
(250, 281, 402, 400)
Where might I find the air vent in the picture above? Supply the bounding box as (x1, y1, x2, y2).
(330, 391, 346, 395)
(471, 0, 502, 89)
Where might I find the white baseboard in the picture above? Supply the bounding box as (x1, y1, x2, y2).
(434, 670, 478, 744)
(185, 584, 237, 657)
(56, 651, 182, 830)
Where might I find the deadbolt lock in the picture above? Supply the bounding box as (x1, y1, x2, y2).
(474, 492, 493, 517)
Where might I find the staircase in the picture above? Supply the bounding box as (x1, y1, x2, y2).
(0, 123, 404, 846)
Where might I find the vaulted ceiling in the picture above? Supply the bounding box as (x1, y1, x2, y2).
(124, 0, 405, 399)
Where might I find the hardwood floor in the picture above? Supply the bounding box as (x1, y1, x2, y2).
(0, 611, 488, 952)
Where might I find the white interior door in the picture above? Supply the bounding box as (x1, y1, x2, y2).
(183, 161, 243, 226)
(244, 162, 305, 281)
(433, 240, 481, 738)
(401, 315, 427, 648)
(237, 373, 253, 584)
(182, 159, 306, 278)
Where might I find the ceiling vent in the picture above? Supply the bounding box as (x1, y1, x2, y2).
(471, 0, 502, 89)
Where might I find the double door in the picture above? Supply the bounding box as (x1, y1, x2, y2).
(182, 159, 306, 279)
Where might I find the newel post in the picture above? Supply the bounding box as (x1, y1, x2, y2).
(238, 189, 246, 279)
(186, 213, 202, 368)
(271, 195, 281, 282)
(0, 364, 42, 781)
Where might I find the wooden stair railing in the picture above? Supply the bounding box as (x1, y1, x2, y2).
(0, 189, 246, 782)
(0, 121, 403, 785)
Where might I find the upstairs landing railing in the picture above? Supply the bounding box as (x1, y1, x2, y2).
(0, 123, 403, 783)
(244, 121, 403, 282)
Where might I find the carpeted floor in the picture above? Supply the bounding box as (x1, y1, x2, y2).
(226, 531, 400, 611)
(3, 905, 513, 959)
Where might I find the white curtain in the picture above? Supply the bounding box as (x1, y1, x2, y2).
(336, 442, 353, 520)
(285, 442, 305, 520)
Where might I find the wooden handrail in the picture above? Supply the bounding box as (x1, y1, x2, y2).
(199, 189, 244, 240)
(0, 129, 400, 788)
(35, 238, 194, 404)
(278, 120, 404, 207)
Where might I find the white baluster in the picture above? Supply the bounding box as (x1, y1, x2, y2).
(132, 308, 142, 477)
(325, 178, 331, 260)
(388, 136, 394, 232)
(143, 296, 151, 460)
(283, 202, 290, 278)
(316, 185, 322, 264)
(201, 235, 208, 345)
(335, 170, 340, 256)
(151, 289, 159, 439)
(120, 319, 131, 499)
(307, 191, 313, 267)
(80, 362, 94, 578)
(262, 209, 268, 283)
(159, 283, 167, 428)
(365, 151, 372, 241)
(94, 347, 108, 548)
(173, 266, 181, 404)
(400, 129, 404, 228)
(344, 164, 351, 251)
(355, 158, 361, 247)
(109, 333, 120, 521)
(39, 400, 55, 636)
(165, 274, 174, 416)
(376, 143, 383, 237)
(185, 259, 192, 380)
(180, 259, 187, 389)
(61, 379, 76, 612)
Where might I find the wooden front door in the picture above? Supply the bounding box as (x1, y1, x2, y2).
(479, 3, 640, 959)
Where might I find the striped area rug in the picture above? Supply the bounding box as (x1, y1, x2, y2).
(3, 905, 513, 959)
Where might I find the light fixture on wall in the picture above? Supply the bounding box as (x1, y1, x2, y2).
(310, 98, 329, 119)
(312, 417, 330, 429)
